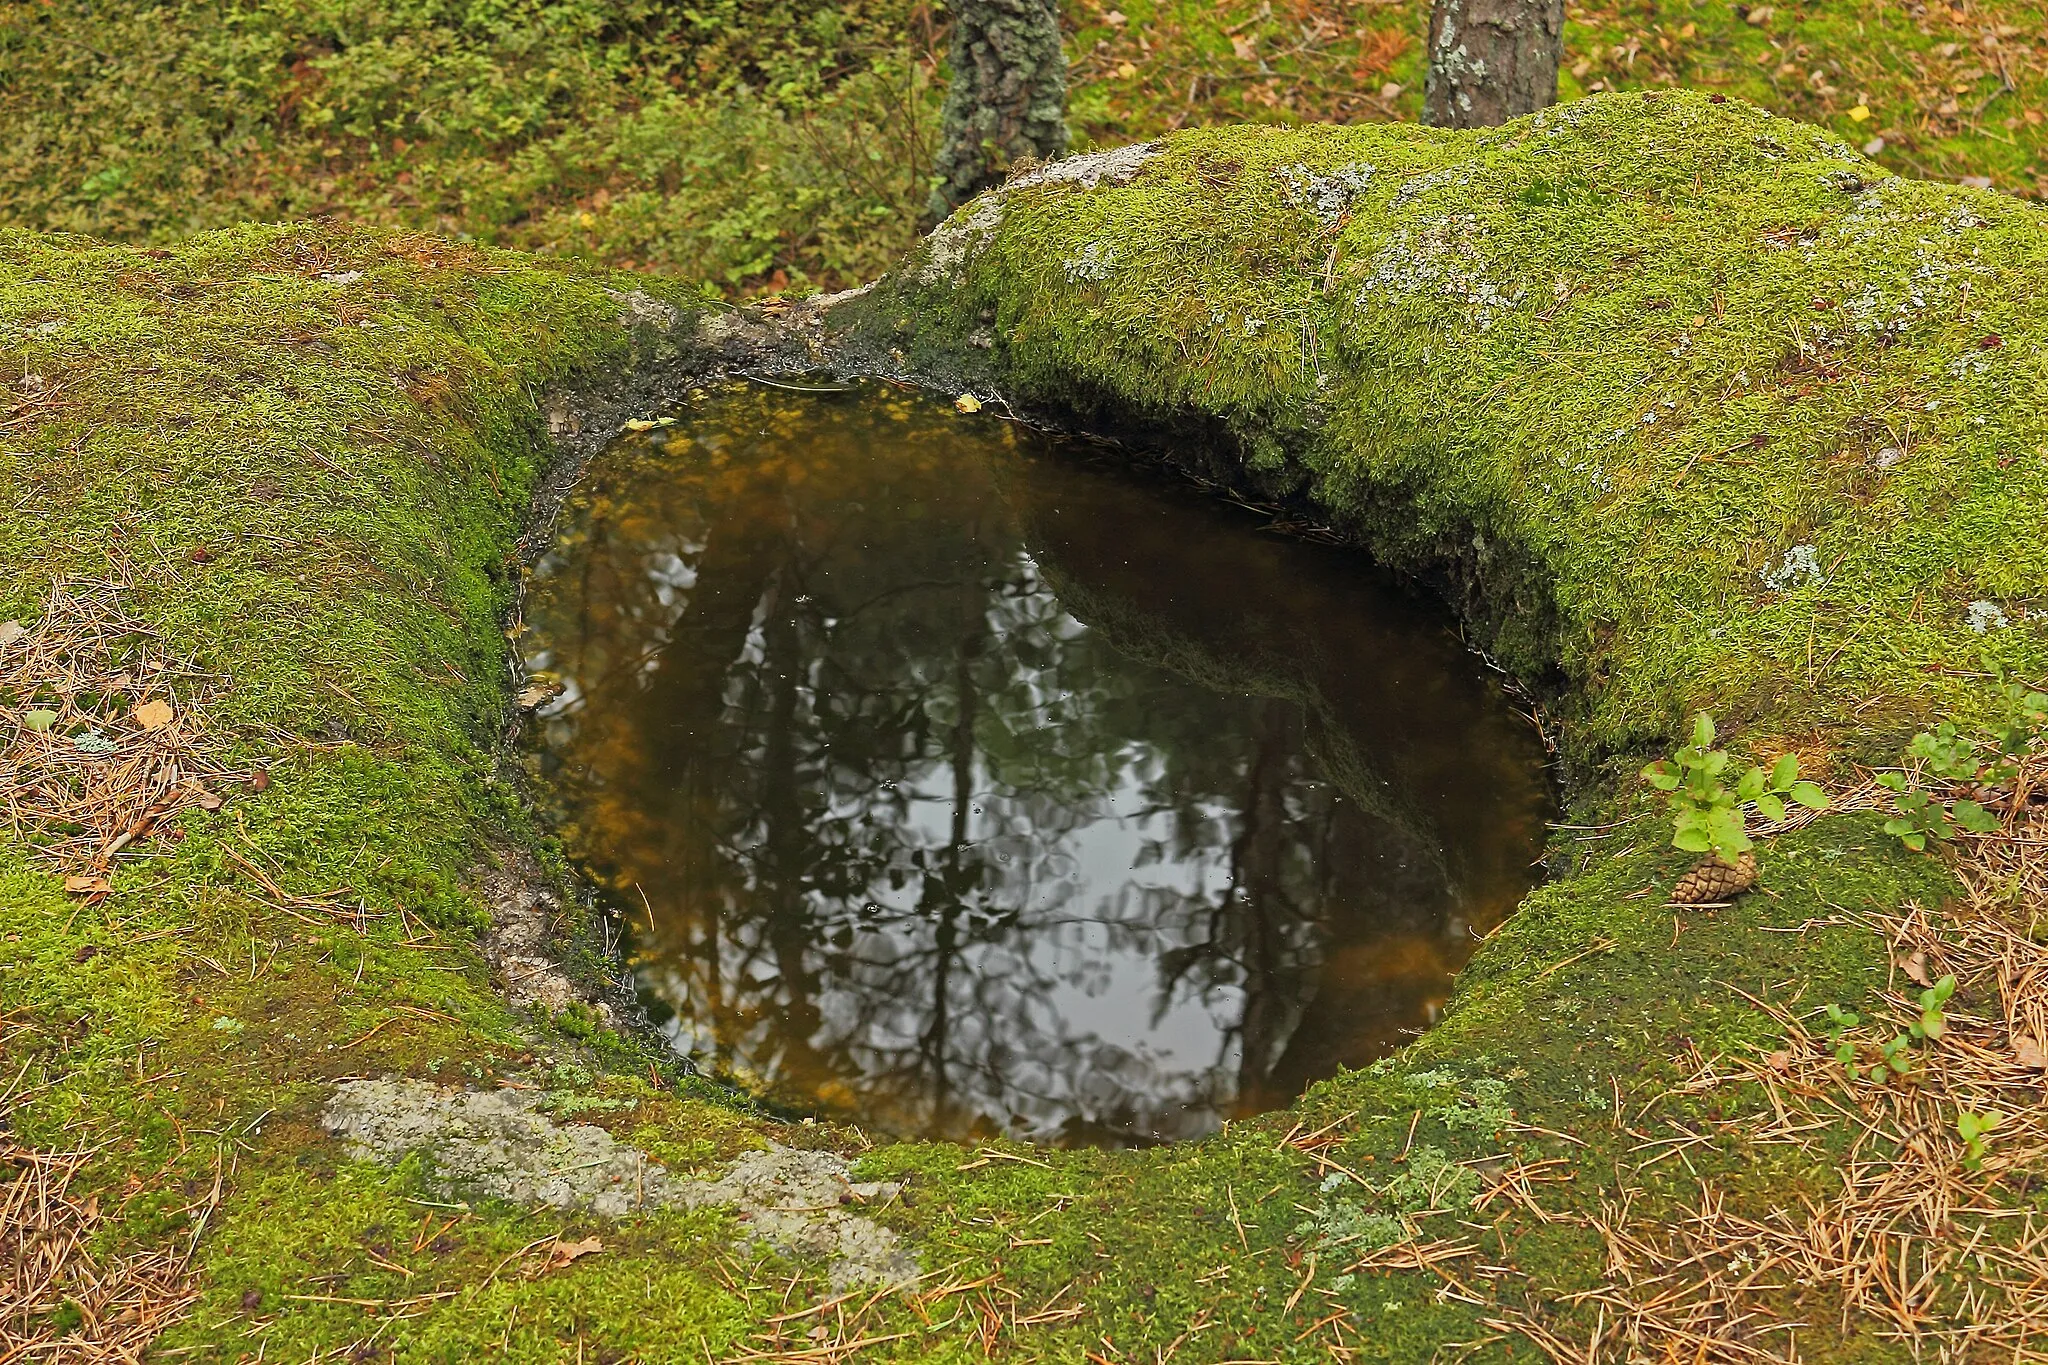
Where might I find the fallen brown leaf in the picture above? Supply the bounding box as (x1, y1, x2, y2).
(524, 1235, 603, 1278)
(63, 874, 112, 895)
(1899, 949, 1931, 986)
(133, 699, 174, 731)
(2015, 1033, 2046, 1071)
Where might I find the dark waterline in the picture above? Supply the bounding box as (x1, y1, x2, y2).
(520, 382, 1552, 1146)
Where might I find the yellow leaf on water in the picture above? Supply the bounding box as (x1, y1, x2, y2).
(515, 680, 564, 710)
(954, 394, 983, 414)
(134, 699, 174, 731)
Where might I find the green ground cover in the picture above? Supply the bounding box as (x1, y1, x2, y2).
(3, 0, 2044, 295)
(2, 92, 2045, 1360)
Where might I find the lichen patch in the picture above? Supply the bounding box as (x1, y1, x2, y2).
(323, 1077, 917, 1288)
(917, 197, 1006, 285)
(604, 287, 683, 333)
(1004, 140, 1162, 192)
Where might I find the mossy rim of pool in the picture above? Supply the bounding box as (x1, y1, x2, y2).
(1, 90, 2040, 1361)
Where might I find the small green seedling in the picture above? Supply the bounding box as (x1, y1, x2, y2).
(1876, 775, 1996, 849)
(1871, 1034, 1915, 1083)
(1995, 680, 2048, 764)
(1642, 714, 1827, 862)
(1882, 706, 2017, 851)
(1820, 976, 1955, 1084)
(1908, 975, 1956, 1042)
(1907, 722, 1978, 781)
(1820, 1004, 1861, 1072)
(1867, 975, 1954, 1083)
(1957, 1109, 2003, 1172)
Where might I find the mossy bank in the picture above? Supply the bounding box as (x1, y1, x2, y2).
(4, 93, 2045, 1361)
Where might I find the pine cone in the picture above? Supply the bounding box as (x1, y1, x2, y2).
(1670, 850, 1758, 905)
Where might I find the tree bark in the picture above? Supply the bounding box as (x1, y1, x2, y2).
(1422, 0, 1565, 129)
(925, 0, 1068, 225)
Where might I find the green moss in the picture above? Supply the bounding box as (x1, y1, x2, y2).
(885, 94, 2048, 761)
(5, 97, 2044, 1361)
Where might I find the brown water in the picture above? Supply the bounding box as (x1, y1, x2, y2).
(521, 381, 1551, 1146)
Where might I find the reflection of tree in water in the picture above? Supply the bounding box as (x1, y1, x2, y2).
(523, 384, 1548, 1144)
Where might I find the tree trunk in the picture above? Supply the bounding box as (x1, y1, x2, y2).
(1421, 0, 1565, 129)
(925, 0, 1068, 225)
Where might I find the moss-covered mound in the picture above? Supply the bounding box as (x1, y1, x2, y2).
(874, 92, 2048, 761)
(3, 93, 2044, 1362)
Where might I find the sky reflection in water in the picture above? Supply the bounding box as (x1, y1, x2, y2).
(521, 382, 1551, 1145)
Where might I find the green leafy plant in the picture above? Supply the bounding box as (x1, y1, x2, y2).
(1820, 1003, 1861, 1071)
(1907, 722, 1978, 780)
(1876, 776, 1955, 850)
(1872, 1034, 1915, 1081)
(1878, 771, 2000, 850)
(1641, 714, 1827, 861)
(1881, 690, 2043, 850)
(1817, 975, 1955, 1084)
(1957, 1109, 2004, 1172)
(1908, 974, 1956, 1042)
(1994, 680, 2048, 765)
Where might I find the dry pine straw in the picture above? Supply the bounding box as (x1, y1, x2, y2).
(0, 576, 243, 887)
(0, 579, 234, 1360)
(1, 1011, 218, 1364)
(1483, 784, 2048, 1364)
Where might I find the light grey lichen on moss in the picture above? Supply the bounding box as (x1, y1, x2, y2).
(1380, 1146, 1479, 1213)
(324, 1078, 917, 1288)
(1293, 1175, 1408, 1254)
(477, 851, 617, 1022)
(605, 287, 683, 332)
(1355, 215, 1523, 329)
(1062, 241, 1116, 284)
(918, 196, 1007, 285)
(1762, 544, 1824, 592)
(1006, 140, 1162, 192)
(1400, 1067, 1516, 1133)
(1280, 163, 1375, 227)
(1967, 600, 2010, 634)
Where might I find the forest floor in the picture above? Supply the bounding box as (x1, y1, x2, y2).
(2, 91, 2046, 1361)
(2, 0, 2046, 294)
